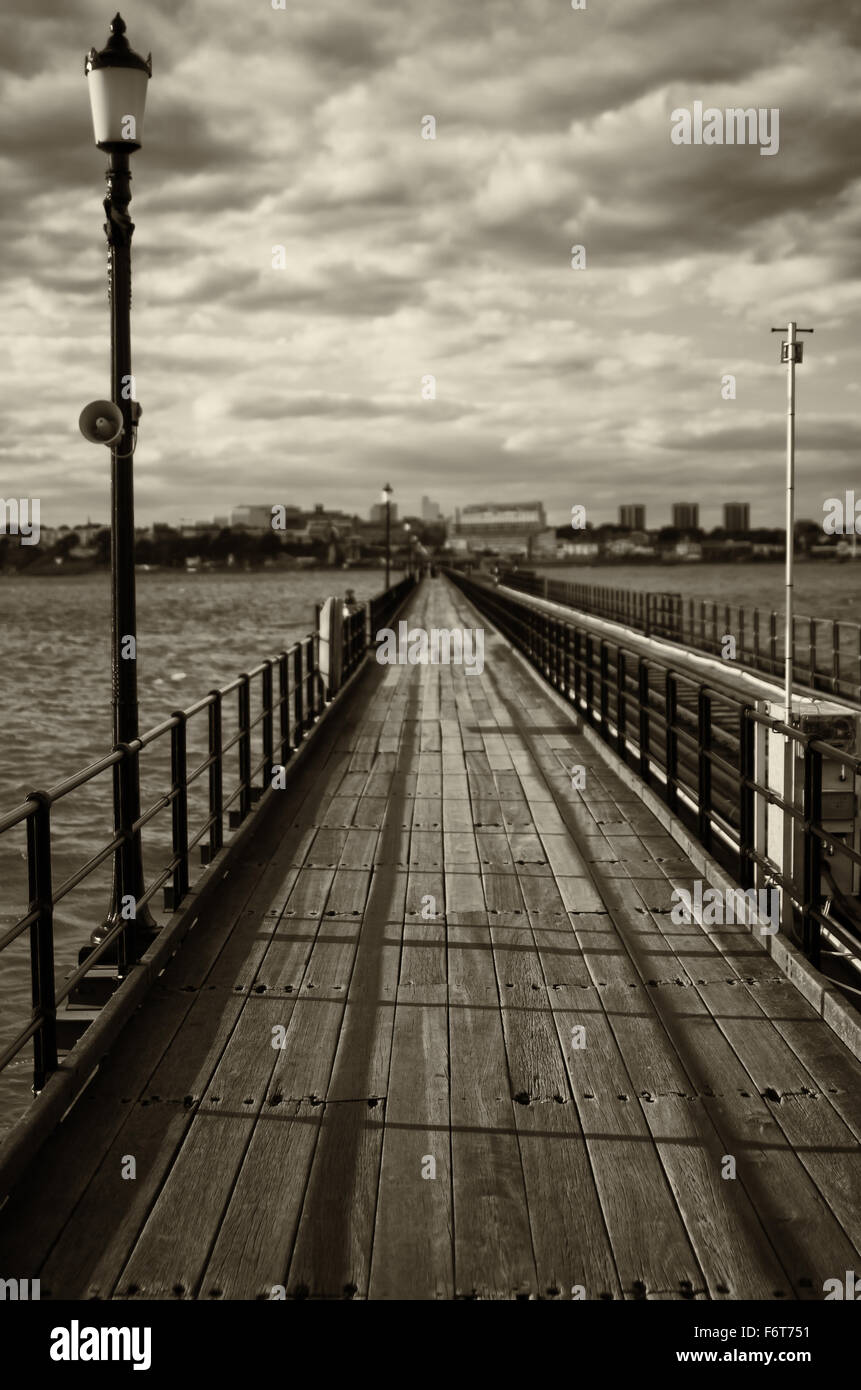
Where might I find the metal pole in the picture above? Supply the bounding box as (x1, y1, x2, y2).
(784, 319, 796, 717)
(772, 321, 813, 720)
(385, 496, 390, 589)
(100, 146, 154, 942)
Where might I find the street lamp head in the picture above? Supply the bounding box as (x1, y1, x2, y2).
(381, 483, 393, 504)
(85, 13, 151, 152)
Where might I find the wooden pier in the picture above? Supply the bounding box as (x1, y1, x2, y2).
(0, 576, 859, 1300)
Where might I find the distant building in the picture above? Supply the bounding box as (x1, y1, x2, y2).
(672, 502, 699, 532)
(69, 521, 108, 547)
(370, 501, 399, 524)
(558, 539, 600, 560)
(421, 495, 442, 522)
(723, 502, 750, 534)
(619, 504, 646, 531)
(454, 501, 547, 557)
(673, 539, 702, 560)
(531, 529, 561, 558)
(231, 504, 279, 531)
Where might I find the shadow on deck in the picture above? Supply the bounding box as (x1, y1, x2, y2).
(0, 577, 859, 1300)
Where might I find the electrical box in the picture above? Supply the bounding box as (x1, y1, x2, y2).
(760, 700, 861, 927)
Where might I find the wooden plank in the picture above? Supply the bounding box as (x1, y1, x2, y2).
(369, 988, 453, 1299)
(449, 991, 537, 1296)
(286, 913, 401, 1297)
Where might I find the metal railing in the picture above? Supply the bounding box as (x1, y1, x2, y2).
(0, 576, 416, 1094)
(500, 570, 861, 703)
(449, 571, 861, 994)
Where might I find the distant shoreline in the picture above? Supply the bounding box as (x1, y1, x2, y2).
(0, 561, 390, 580)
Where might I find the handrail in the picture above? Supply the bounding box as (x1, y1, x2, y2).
(447, 569, 861, 990)
(499, 569, 861, 703)
(0, 574, 418, 1095)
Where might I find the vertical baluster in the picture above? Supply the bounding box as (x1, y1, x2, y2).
(616, 648, 626, 760)
(738, 706, 755, 889)
(697, 688, 712, 851)
(278, 654, 290, 765)
(26, 791, 57, 1093)
(238, 674, 251, 823)
(207, 691, 224, 861)
(262, 660, 274, 783)
(293, 644, 304, 746)
(169, 711, 189, 908)
(665, 671, 677, 812)
(638, 658, 650, 782)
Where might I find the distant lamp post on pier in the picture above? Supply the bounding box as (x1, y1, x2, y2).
(770, 320, 813, 717)
(403, 521, 412, 578)
(382, 482, 393, 587)
(82, 13, 154, 955)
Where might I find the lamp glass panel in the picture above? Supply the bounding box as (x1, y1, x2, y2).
(87, 67, 148, 146)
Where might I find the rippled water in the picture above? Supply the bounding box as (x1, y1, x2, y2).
(534, 560, 861, 625)
(0, 566, 387, 1134)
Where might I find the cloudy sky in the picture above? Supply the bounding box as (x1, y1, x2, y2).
(1, 0, 860, 530)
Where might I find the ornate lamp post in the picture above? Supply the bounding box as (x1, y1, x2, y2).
(381, 483, 393, 588)
(84, 14, 154, 958)
(403, 521, 411, 578)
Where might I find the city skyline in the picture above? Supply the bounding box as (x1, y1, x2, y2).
(26, 492, 824, 535)
(2, 1, 860, 529)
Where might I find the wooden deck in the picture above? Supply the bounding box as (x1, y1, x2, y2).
(0, 576, 859, 1300)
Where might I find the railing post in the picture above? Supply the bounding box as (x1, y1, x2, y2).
(564, 623, 573, 701)
(167, 712, 189, 910)
(770, 611, 778, 673)
(697, 688, 712, 851)
(599, 641, 610, 740)
(310, 633, 321, 719)
(738, 706, 755, 889)
(25, 791, 57, 1093)
(616, 648, 626, 760)
(205, 691, 224, 864)
(278, 654, 290, 765)
(800, 740, 823, 967)
(638, 658, 650, 782)
(262, 659, 274, 782)
(236, 673, 251, 824)
(585, 634, 595, 723)
(293, 644, 304, 746)
(665, 670, 677, 812)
